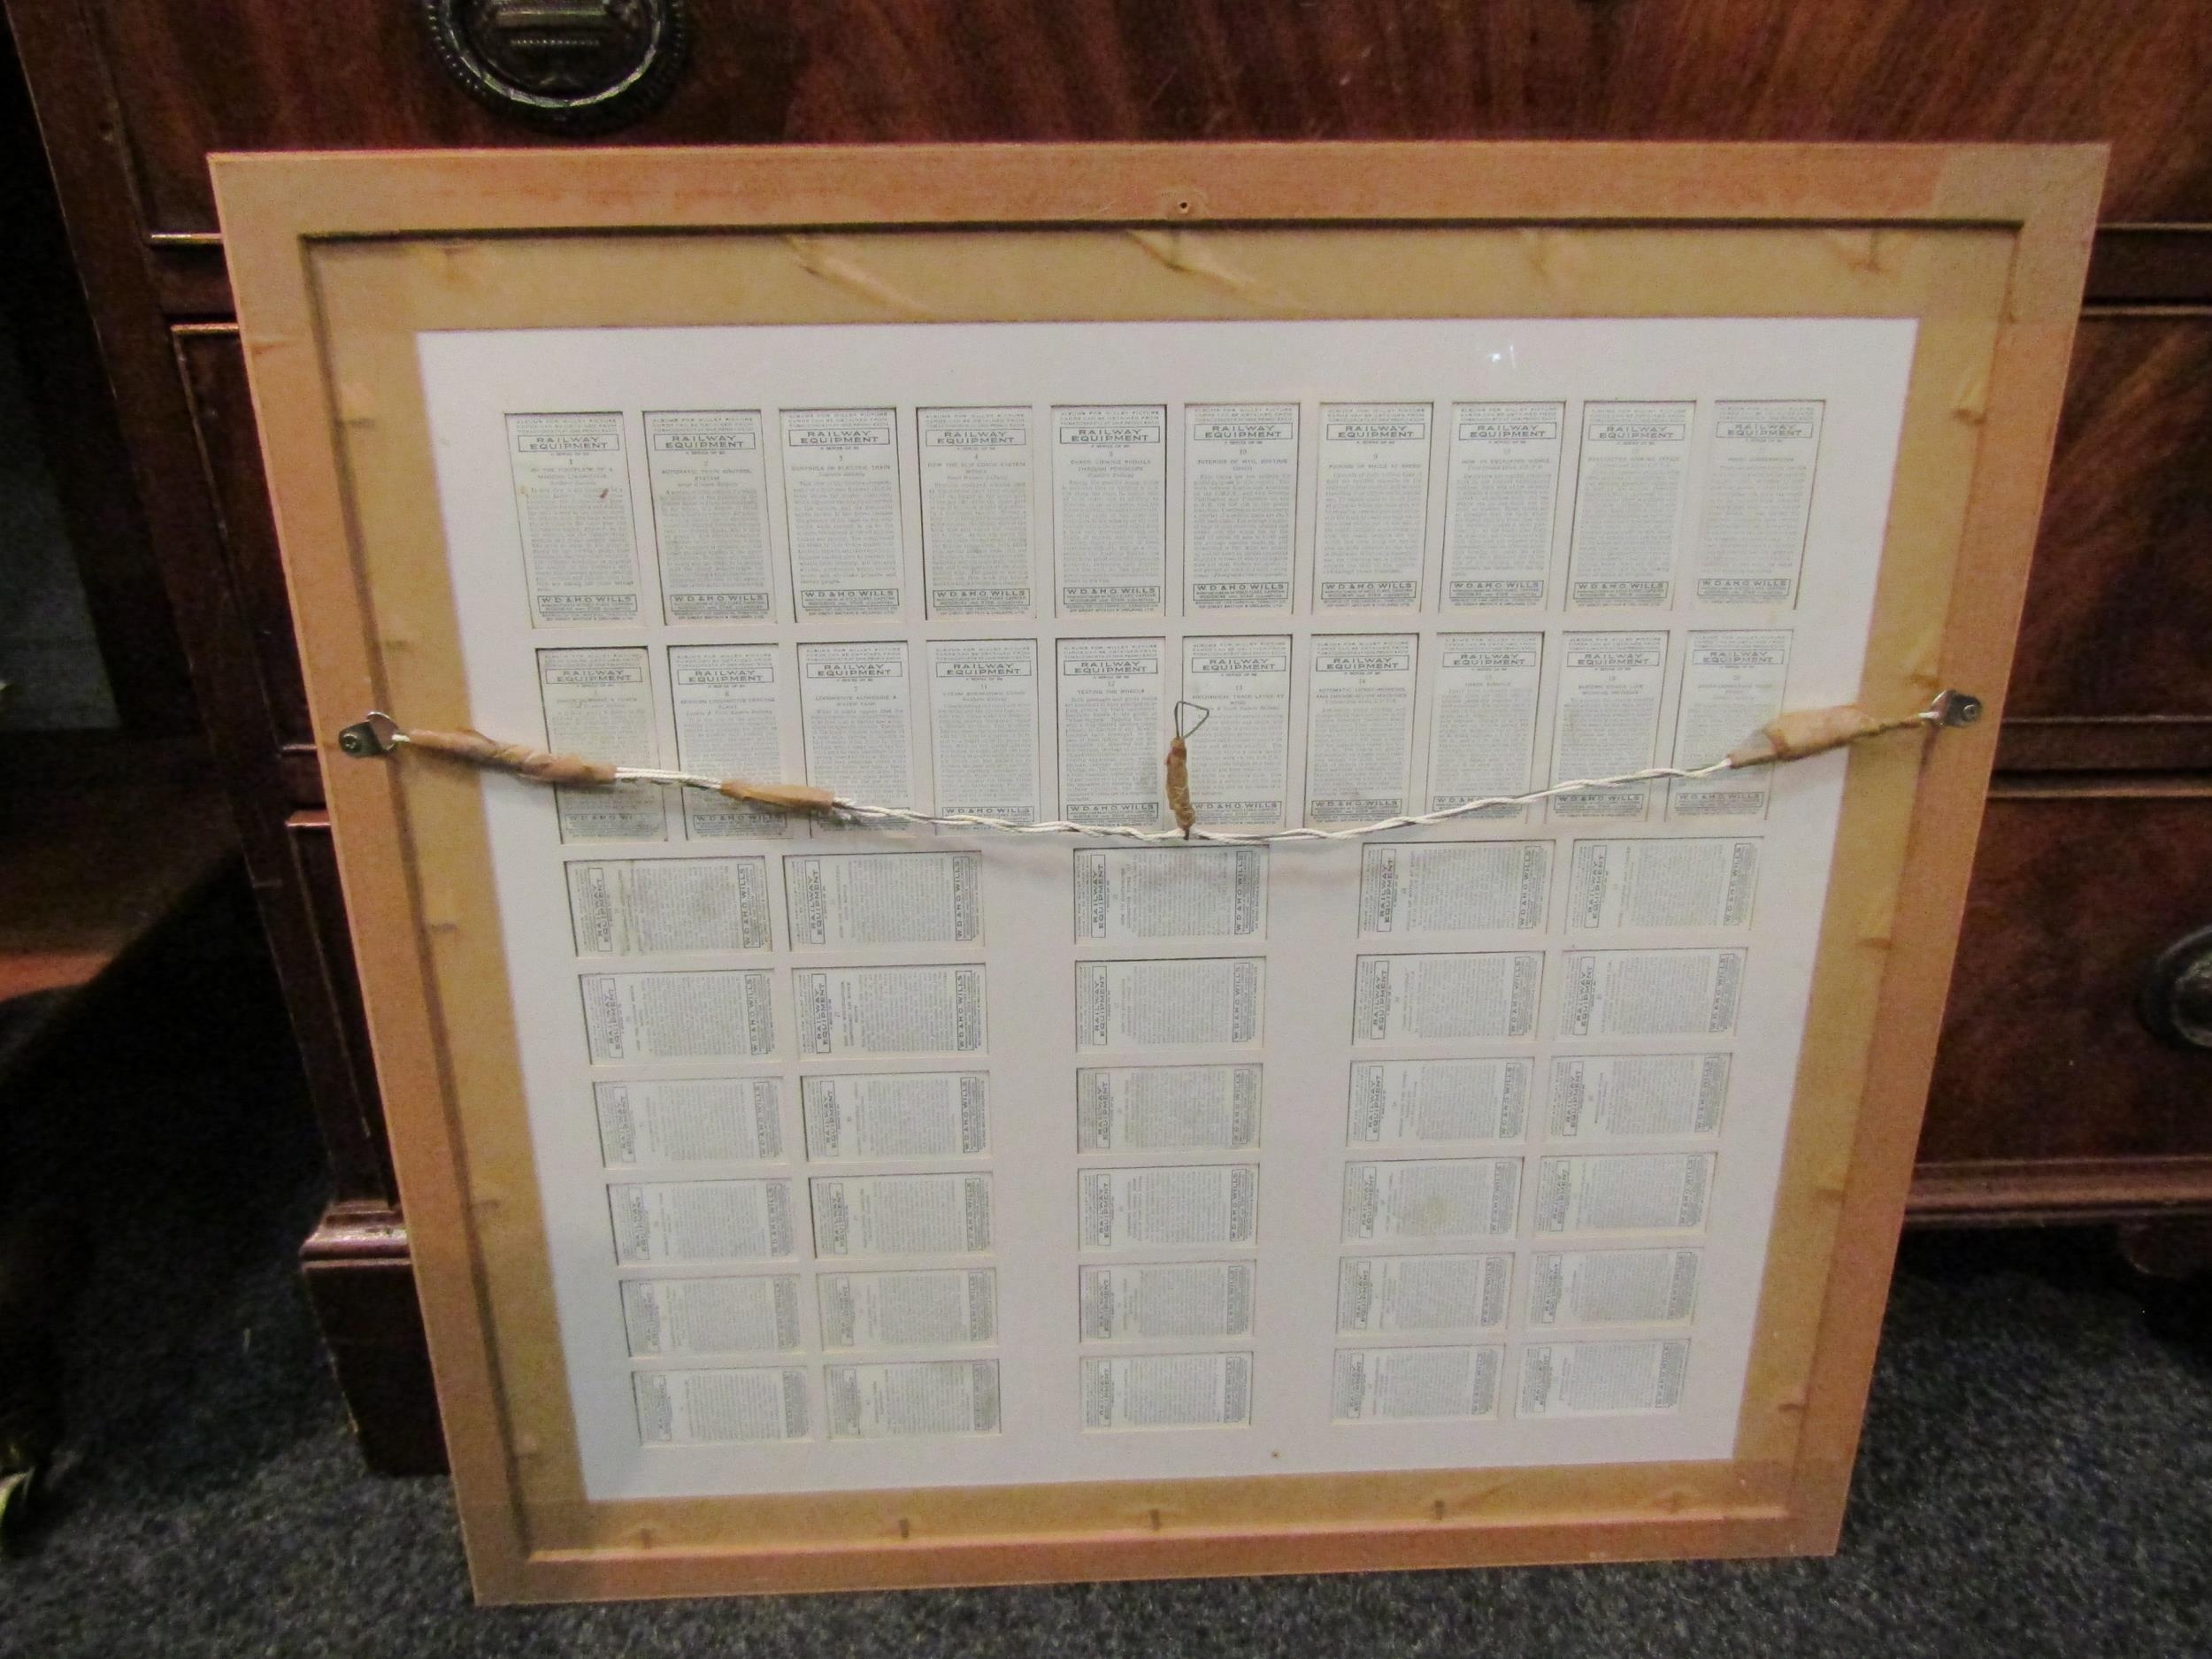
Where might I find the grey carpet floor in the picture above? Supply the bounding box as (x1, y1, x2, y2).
(2, 876, 2208, 1658)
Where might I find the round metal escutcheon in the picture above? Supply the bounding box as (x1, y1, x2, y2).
(422, 0, 690, 133)
(2140, 922, 2212, 1051)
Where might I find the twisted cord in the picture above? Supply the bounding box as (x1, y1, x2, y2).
(368, 692, 1952, 848)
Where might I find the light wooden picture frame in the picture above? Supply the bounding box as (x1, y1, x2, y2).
(212, 142, 2100, 1602)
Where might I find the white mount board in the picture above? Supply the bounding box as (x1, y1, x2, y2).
(417, 315, 1914, 1501)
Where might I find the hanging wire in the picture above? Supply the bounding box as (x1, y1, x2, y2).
(363, 691, 1955, 849)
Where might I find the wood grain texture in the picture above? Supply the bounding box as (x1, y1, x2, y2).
(2009, 312, 2212, 721)
(1923, 795, 2212, 1165)
(134, 221, 2212, 326)
(85, 0, 2212, 234)
(1910, 1157, 2212, 1225)
(0, 27, 195, 733)
(287, 814, 395, 1205)
(298, 1202, 447, 1475)
(2085, 229, 2212, 305)
(0, 734, 233, 1000)
(1994, 720, 2212, 773)
(173, 326, 312, 754)
(6, 0, 400, 1231)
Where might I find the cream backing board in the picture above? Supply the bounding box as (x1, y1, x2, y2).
(419, 317, 1911, 1501)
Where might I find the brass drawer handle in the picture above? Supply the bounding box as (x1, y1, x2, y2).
(422, 0, 689, 133)
(2141, 924, 2212, 1050)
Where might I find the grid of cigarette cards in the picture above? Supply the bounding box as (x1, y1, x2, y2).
(418, 317, 1915, 1499)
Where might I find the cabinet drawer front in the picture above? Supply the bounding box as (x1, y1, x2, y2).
(287, 813, 392, 1203)
(79, 0, 2212, 236)
(175, 326, 311, 755)
(1925, 793, 2212, 1167)
(2001, 314, 2212, 770)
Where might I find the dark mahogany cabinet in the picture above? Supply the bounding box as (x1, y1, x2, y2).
(9, 0, 2210, 1470)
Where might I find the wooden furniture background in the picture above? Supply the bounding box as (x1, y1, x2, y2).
(7, 0, 2208, 1476)
(0, 737, 233, 1538)
(0, 43, 235, 1527)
